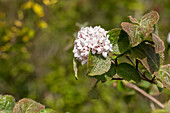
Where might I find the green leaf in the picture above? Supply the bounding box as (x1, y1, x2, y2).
(93, 75, 107, 82)
(155, 64, 170, 90)
(93, 63, 116, 82)
(38, 109, 57, 113)
(153, 24, 159, 35)
(13, 98, 45, 113)
(0, 110, 13, 113)
(0, 95, 15, 112)
(117, 63, 141, 82)
(152, 33, 165, 53)
(121, 11, 159, 47)
(73, 58, 79, 79)
(88, 81, 99, 99)
(152, 109, 168, 113)
(156, 80, 164, 92)
(117, 81, 126, 92)
(108, 28, 130, 54)
(131, 42, 161, 74)
(104, 63, 116, 78)
(167, 100, 170, 113)
(87, 52, 111, 76)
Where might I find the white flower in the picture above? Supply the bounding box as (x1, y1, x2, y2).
(73, 26, 113, 65)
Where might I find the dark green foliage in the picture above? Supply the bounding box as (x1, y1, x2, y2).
(130, 42, 161, 74)
(117, 63, 141, 82)
(93, 75, 107, 82)
(108, 28, 130, 54)
(105, 63, 116, 78)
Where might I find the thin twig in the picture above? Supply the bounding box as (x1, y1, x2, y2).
(126, 55, 155, 83)
(126, 55, 135, 66)
(126, 55, 146, 78)
(125, 82, 165, 109)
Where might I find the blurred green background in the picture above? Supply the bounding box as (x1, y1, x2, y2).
(0, 0, 170, 113)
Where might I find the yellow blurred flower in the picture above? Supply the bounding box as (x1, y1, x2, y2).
(0, 43, 11, 52)
(38, 20, 48, 29)
(43, 0, 58, 5)
(2, 36, 10, 42)
(22, 0, 33, 9)
(14, 20, 23, 27)
(22, 36, 30, 42)
(33, 3, 44, 17)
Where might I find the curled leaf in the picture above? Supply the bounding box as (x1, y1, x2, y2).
(73, 58, 79, 79)
(152, 33, 165, 53)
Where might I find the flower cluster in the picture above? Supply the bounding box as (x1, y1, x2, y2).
(73, 26, 113, 65)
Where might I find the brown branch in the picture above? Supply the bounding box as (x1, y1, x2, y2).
(125, 82, 165, 109)
(126, 55, 144, 77)
(126, 55, 155, 84)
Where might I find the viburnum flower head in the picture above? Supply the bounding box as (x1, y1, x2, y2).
(73, 26, 113, 65)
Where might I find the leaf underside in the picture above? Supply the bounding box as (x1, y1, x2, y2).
(13, 98, 45, 113)
(152, 33, 165, 53)
(121, 11, 159, 47)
